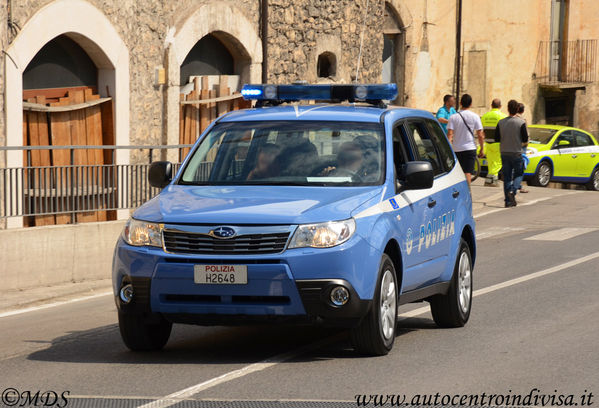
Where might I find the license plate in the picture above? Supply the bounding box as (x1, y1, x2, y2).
(194, 264, 248, 284)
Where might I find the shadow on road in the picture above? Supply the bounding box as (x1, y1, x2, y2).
(26, 315, 437, 365)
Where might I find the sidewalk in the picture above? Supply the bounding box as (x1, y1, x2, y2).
(0, 179, 583, 315)
(0, 278, 112, 315)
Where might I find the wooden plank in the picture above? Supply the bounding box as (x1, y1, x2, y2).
(50, 97, 74, 225)
(179, 93, 185, 161)
(209, 89, 217, 122)
(84, 89, 106, 221)
(200, 77, 210, 133)
(23, 86, 97, 103)
(25, 97, 55, 225)
(100, 99, 116, 221)
(217, 76, 229, 117)
(69, 89, 97, 222)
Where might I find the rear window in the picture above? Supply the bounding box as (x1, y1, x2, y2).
(528, 128, 558, 145)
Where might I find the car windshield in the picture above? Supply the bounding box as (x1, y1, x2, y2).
(528, 127, 558, 145)
(179, 121, 385, 186)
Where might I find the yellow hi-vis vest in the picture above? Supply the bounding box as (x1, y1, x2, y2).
(481, 108, 506, 129)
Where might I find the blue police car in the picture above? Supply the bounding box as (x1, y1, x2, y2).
(113, 84, 476, 355)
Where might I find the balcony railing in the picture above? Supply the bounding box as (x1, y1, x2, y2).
(0, 145, 189, 226)
(534, 40, 597, 85)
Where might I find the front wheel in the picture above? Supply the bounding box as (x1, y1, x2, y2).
(118, 311, 172, 351)
(430, 239, 473, 327)
(586, 167, 599, 191)
(350, 254, 397, 356)
(533, 161, 552, 187)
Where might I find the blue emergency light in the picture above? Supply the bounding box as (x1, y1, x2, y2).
(241, 83, 398, 104)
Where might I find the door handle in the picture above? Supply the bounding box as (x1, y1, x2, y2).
(452, 190, 460, 198)
(591, 154, 596, 158)
(572, 154, 577, 158)
(428, 198, 437, 208)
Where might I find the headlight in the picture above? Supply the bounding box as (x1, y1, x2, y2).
(123, 218, 163, 247)
(288, 219, 356, 249)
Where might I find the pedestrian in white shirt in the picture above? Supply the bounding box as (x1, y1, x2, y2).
(447, 94, 485, 187)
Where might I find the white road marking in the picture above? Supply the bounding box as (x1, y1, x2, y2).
(476, 226, 525, 240)
(475, 196, 555, 218)
(0, 291, 112, 318)
(142, 250, 599, 407)
(137, 335, 344, 408)
(524, 227, 599, 241)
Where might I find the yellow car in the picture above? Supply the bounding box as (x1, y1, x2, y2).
(525, 125, 599, 191)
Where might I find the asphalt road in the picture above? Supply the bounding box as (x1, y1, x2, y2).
(1, 185, 598, 408)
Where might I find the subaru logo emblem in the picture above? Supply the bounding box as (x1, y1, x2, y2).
(210, 226, 237, 239)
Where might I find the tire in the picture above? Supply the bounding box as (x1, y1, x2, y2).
(471, 157, 480, 182)
(532, 161, 552, 187)
(586, 167, 599, 191)
(350, 254, 398, 356)
(118, 311, 172, 351)
(430, 239, 472, 328)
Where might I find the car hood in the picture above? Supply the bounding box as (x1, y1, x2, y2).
(133, 185, 384, 225)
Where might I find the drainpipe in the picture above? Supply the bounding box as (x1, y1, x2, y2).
(261, 0, 268, 83)
(455, 0, 463, 100)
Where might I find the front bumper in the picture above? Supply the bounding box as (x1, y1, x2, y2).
(112, 235, 377, 326)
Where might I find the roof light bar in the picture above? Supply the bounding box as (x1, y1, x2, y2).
(241, 84, 398, 103)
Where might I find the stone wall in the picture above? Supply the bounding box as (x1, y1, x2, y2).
(267, 0, 384, 84)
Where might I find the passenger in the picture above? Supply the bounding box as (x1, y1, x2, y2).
(247, 143, 281, 180)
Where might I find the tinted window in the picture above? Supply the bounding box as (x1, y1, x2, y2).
(404, 121, 443, 176)
(574, 131, 593, 147)
(425, 119, 455, 171)
(392, 124, 408, 178)
(180, 121, 385, 186)
(553, 131, 575, 149)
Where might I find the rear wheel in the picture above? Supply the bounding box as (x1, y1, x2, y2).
(118, 311, 172, 351)
(533, 161, 552, 187)
(350, 254, 397, 356)
(471, 157, 480, 182)
(586, 167, 599, 191)
(430, 239, 472, 327)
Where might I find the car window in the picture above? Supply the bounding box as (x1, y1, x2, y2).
(392, 123, 408, 179)
(552, 131, 575, 149)
(179, 121, 385, 186)
(404, 121, 444, 176)
(574, 131, 593, 147)
(425, 119, 455, 172)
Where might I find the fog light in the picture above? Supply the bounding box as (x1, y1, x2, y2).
(119, 284, 134, 304)
(330, 286, 349, 306)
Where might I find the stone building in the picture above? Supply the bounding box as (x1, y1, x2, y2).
(0, 0, 598, 228)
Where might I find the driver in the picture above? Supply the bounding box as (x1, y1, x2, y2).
(327, 142, 364, 178)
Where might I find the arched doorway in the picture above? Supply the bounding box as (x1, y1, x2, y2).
(383, 2, 406, 105)
(4, 0, 129, 229)
(22, 34, 114, 226)
(165, 3, 262, 157)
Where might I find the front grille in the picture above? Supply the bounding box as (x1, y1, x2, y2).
(163, 230, 290, 255)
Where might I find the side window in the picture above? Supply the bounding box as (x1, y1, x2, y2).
(553, 131, 575, 149)
(392, 124, 408, 178)
(425, 119, 456, 171)
(406, 121, 444, 176)
(574, 131, 593, 147)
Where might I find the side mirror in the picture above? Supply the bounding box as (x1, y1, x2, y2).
(149, 161, 173, 188)
(557, 140, 571, 148)
(399, 161, 434, 190)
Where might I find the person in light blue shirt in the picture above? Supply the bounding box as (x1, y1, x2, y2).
(436, 94, 457, 133)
